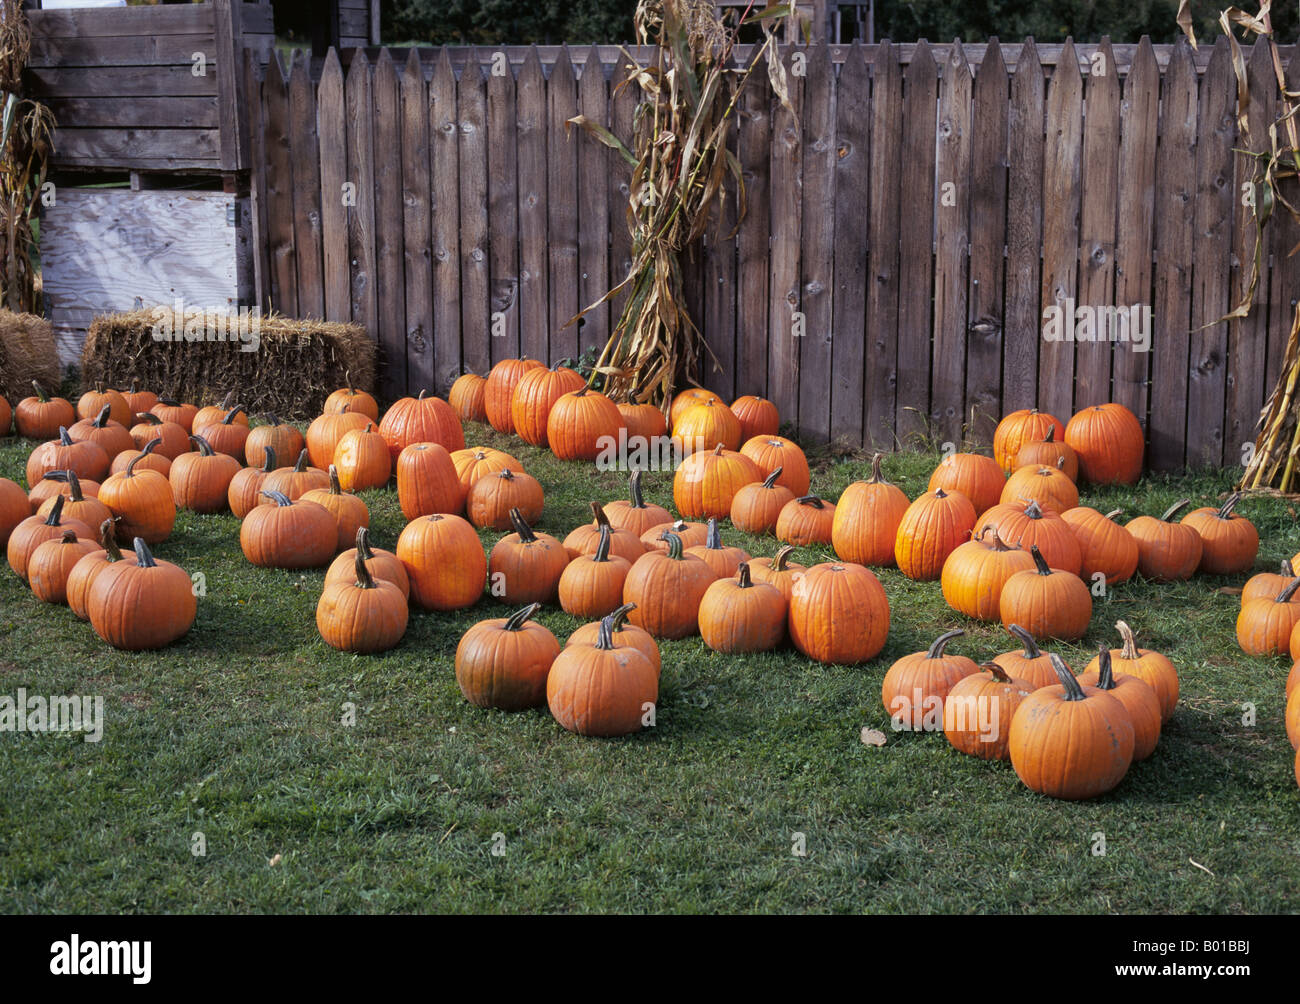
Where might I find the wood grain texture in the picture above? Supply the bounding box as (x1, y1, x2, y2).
(399, 49, 434, 392)
(372, 49, 407, 399)
(577, 48, 611, 360)
(487, 50, 521, 365)
(243, 51, 270, 310)
(767, 48, 805, 425)
(345, 50, 378, 346)
(517, 48, 549, 365)
(430, 49, 462, 392)
(735, 54, 771, 401)
(864, 41, 902, 448)
(458, 54, 491, 380)
(547, 48, 580, 365)
(262, 53, 297, 317)
(288, 50, 324, 320)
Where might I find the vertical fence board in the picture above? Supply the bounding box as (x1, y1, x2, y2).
(344, 51, 377, 343)
(864, 41, 902, 448)
(547, 48, 580, 364)
(1266, 55, 1300, 402)
(430, 49, 462, 391)
(318, 50, 350, 325)
(607, 53, 637, 352)
(578, 48, 611, 360)
(459, 55, 491, 380)
(244, 52, 271, 310)
(517, 48, 549, 364)
(289, 50, 324, 320)
(372, 50, 406, 399)
(487, 49, 521, 366)
(264, 53, 298, 317)
(798, 43, 835, 443)
(767, 46, 804, 424)
(400, 49, 434, 393)
(703, 107, 738, 402)
(736, 55, 771, 401)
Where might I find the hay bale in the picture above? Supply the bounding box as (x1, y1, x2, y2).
(81, 307, 375, 421)
(0, 309, 61, 404)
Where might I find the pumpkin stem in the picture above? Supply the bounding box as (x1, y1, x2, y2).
(1104, 508, 1124, 520)
(628, 469, 648, 509)
(158, 397, 181, 407)
(219, 390, 235, 409)
(353, 545, 377, 590)
(1021, 498, 1044, 519)
(1096, 646, 1117, 690)
(773, 544, 796, 571)
(1029, 544, 1052, 576)
(1160, 498, 1192, 522)
(1216, 492, 1242, 520)
(1284, 559, 1295, 577)
(355, 525, 375, 560)
(504, 603, 542, 631)
(762, 466, 783, 489)
(98, 518, 122, 560)
(124, 452, 146, 478)
(132, 537, 157, 568)
(67, 470, 84, 502)
(497, 469, 517, 482)
(1055, 456, 1067, 471)
(595, 611, 620, 649)
(261, 490, 294, 507)
(1048, 653, 1087, 701)
(927, 628, 965, 659)
(867, 453, 888, 484)
(138, 412, 162, 426)
(327, 464, 343, 495)
(58, 426, 73, 446)
(590, 501, 611, 528)
(988, 529, 1014, 551)
(1006, 623, 1042, 658)
(223, 405, 246, 424)
(43, 495, 65, 525)
(92, 404, 112, 427)
(41, 470, 70, 483)
(32, 380, 49, 402)
(58, 528, 78, 545)
(737, 561, 753, 588)
(659, 530, 685, 560)
(981, 661, 1012, 684)
(141, 438, 160, 456)
(1276, 577, 1300, 604)
(293, 448, 310, 472)
(509, 507, 537, 542)
(1115, 620, 1139, 660)
(705, 517, 722, 549)
(1043, 426, 1056, 443)
(264, 413, 279, 426)
(259, 446, 278, 473)
(796, 494, 824, 508)
(606, 602, 636, 632)
(592, 523, 612, 562)
(934, 487, 948, 499)
(190, 434, 216, 457)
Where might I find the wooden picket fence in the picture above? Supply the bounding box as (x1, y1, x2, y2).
(245, 37, 1300, 471)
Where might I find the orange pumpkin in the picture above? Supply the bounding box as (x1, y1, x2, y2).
(882, 628, 980, 731)
(378, 390, 465, 460)
(1237, 577, 1300, 656)
(998, 544, 1092, 641)
(563, 502, 644, 563)
(490, 508, 570, 606)
(940, 528, 1035, 621)
(547, 387, 623, 462)
(672, 398, 742, 455)
(85, 537, 197, 650)
(510, 364, 585, 447)
(244, 416, 304, 473)
(617, 402, 668, 444)
(332, 421, 391, 492)
(305, 407, 369, 470)
(739, 435, 810, 497)
(621, 531, 717, 640)
(943, 661, 1034, 760)
(15, 381, 76, 440)
(449, 372, 489, 423)
(397, 513, 487, 611)
(239, 491, 337, 569)
(194, 404, 251, 464)
(261, 447, 329, 501)
(1077, 646, 1162, 761)
(1000, 462, 1079, 516)
(1064, 402, 1144, 485)
(640, 518, 708, 552)
(685, 517, 750, 578)
(993, 409, 1065, 474)
(566, 602, 662, 678)
(558, 523, 632, 618)
(975, 498, 1082, 576)
(27, 470, 101, 516)
(928, 452, 1005, 515)
(76, 384, 131, 428)
(468, 468, 545, 531)
(325, 526, 410, 599)
(787, 562, 890, 665)
(35, 470, 111, 533)
(27, 427, 109, 485)
(1061, 506, 1139, 586)
(170, 434, 241, 513)
(1084, 620, 1179, 723)
(129, 412, 191, 461)
(730, 394, 780, 441)
(775, 494, 835, 547)
(1012, 426, 1078, 482)
(28, 529, 98, 604)
(98, 452, 176, 545)
(68, 405, 136, 463)
(227, 447, 280, 519)
(992, 623, 1059, 690)
(65, 518, 126, 621)
(604, 469, 672, 537)
(894, 488, 977, 581)
(396, 441, 465, 520)
(6, 496, 94, 581)
(450, 445, 524, 495)
(1244, 560, 1300, 607)
(698, 561, 787, 653)
(323, 384, 380, 421)
(0, 477, 29, 548)
(748, 544, 806, 603)
(149, 397, 199, 433)
(316, 548, 408, 654)
(546, 612, 658, 736)
(301, 465, 370, 552)
(730, 467, 794, 535)
(1180, 492, 1259, 576)
(484, 358, 545, 433)
(192, 392, 248, 434)
(669, 387, 722, 427)
(457, 603, 562, 711)
(121, 379, 158, 416)
(110, 438, 171, 479)
(1126, 499, 1203, 582)
(674, 444, 762, 520)
(831, 454, 910, 567)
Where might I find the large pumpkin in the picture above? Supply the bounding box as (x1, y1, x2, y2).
(943, 661, 1034, 760)
(998, 544, 1092, 641)
(129, 412, 192, 461)
(448, 372, 488, 423)
(1077, 646, 1162, 761)
(698, 561, 787, 654)
(77, 384, 131, 428)
(27, 427, 109, 485)
(227, 447, 279, 519)
(456, 603, 561, 711)
(928, 453, 1005, 515)
(1126, 499, 1203, 582)
(831, 454, 909, 567)
(882, 628, 980, 731)
(940, 528, 1035, 621)
(1244, 560, 1299, 607)
(788, 562, 890, 665)
(333, 421, 391, 492)
(731, 468, 795, 535)
(239, 491, 337, 569)
(169, 434, 241, 513)
(669, 387, 722, 427)
(547, 611, 659, 736)
(1180, 492, 1259, 575)
(301, 465, 371, 552)
(397, 513, 487, 611)
(323, 384, 379, 422)
(672, 398, 742, 455)
(1001, 462, 1079, 515)
(16, 381, 76, 440)
(617, 402, 668, 444)
(1237, 577, 1300, 656)
(1064, 402, 1144, 484)
(492, 508, 571, 606)
(6, 496, 94, 581)
(68, 404, 134, 463)
(194, 404, 251, 464)
(305, 407, 368, 471)
(1083, 620, 1179, 723)
(85, 537, 197, 650)
(396, 441, 464, 520)
(65, 518, 125, 621)
(975, 498, 1082, 576)
(510, 364, 585, 447)
(377, 390, 464, 460)
(775, 494, 835, 547)
(325, 526, 410, 599)
(1060, 506, 1139, 585)
(485, 358, 545, 433)
(730, 394, 780, 441)
(468, 468, 545, 531)
(674, 444, 762, 520)
(566, 602, 661, 678)
(894, 488, 977, 581)
(0, 477, 30, 548)
(621, 531, 717, 639)
(97, 452, 177, 545)
(604, 469, 672, 537)
(993, 409, 1065, 474)
(1012, 427, 1078, 482)
(121, 379, 158, 416)
(558, 523, 633, 618)
(316, 547, 408, 654)
(450, 445, 523, 495)
(28, 529, 98, 605)
(547, 387, 623, 462)
(748, 544, 806, 602)
(739, 435, 810, 497)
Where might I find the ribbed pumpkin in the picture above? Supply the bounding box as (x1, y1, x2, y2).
(490, 508, 570, 606)
(674, 443, 761, 520)
(775, 494, 835, 547)
(396, 442, 464, 520)
(35, 470, 112, 532)
(1292, 623, 1300, 663)
(378, 390, 465, 459)
(239, 491, 337, 569)
(450, 445, 523, 494)
(121, 380, 158, 416)
(748, 545, 806, 602)
(323, 384, 380, 421)
(1237, 577, 1300, 656)
(0, 477, 29, 548)
(317, 548, 408, 654)
(940, 529, 1036, 621)
(98, 452, 176, 545)
(449, 372, 489, 423)
(672, 398, 742, 455)
(640, 518, 708, 552)
(563, 502, 644, 563)
(1126, 499, 1203, 582)
(149, 397, 198, 433)
(261, 447, 329, 501)
(559, 524, 632, 618)
(621, 531, 717, 639)
(739, 435, 810, 497)
(1013, 427, 1078, 482)
(975, 499, 1082, 576)
(1288, 686, 1300, 750)
(669, 387, 722, 426)
(993, 408, 1065, 474)
(227, 447, 279, 519)
(16, 381, 76, 439)
(928, 452, 1005, 514)
(27, 427, 109, 485)
(76, 384, 131, 428)
(1245, 560, 1299, 607)
(192, 392, 247, 433)
(28, 529, 98, 604)
(1000, 462, 1079, 516)
(698, 561, 787, 654)
(1077, 647, 1162, 761)
(85, 537, 197, 650)
(882, 629, 980, 730)
(69, 404, 134, 462)
(301, 464, 370, 552)
(27, 470, 101, 516)
(604, 469, 672, 537)
(305, 407, 368, 470)
(169, 434, 241, 513)
(730, 394, 780, 440)
(455, 603, 561, 711)
(943, 661, 1034, 760)
(1007, 653, 1135, 800)
(332, 421, 391, 492)
(547, 387, 623, 462)
(65, 519, 125, 620)
(468, 468, 544, 531)
(617, 402, 668, 443)
(129, 412, 191, 460)
(547, 611, 659, 736)
(999, 544, 1092, 641)
(686, 517, 750, 578)
(831, 454, 909, 567)
(511, 364, 585, 446)
(992, 623, 1059, 690)
(1064, 402, 1144, 484)
(244, 415, 303, 470)
(111, 438, 171, 479)
(729, 467, 793, 535)
(1084, 620, 1179, 723)
(788, 562, 890, 665)
(485, 358, 545, 433)
(895, 488, 977, 581)
(1180, 492, 1258, 575)
(325, 526, 410, 599)
(7, 496, 94, 581)
(1061, 506, 1139, 585)
(397, 513, 487, 611)
(194, 405, 251, 463)
(566, 602, 661, 678)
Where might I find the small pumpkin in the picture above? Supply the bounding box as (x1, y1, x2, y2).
(776, 494, 835, 547)
(110, 438, 171, 479)
(940, 528, 1036, 621)
(332, 421, 391, 492)
(674, 443, 762, 520)
(1288, 686, 1300, 750)
(604, 469, 673, 537)
(831, 454, 910, 567)
(1126, 499, 1203, 582)
(239, 490, 338, 569)
(66, 518, 125, 620)
(510, 364, 586, 447)
(617, 402, 668, 444)
(788, 561, 890, 665)
(894, 487, 978, 582)
(686, 517, 750, 578)
(262, 446, 330, 501)
(672, 398, 743, 455)
(468, 467, 545, 531)
(244, 414, 305, 470)
(227, 446, 279, 519)
(121, 380, 158, 416)
(450, 445, 523, 494)
(16, 381, 76, 440)
(0, 477, 29, 548)
(449, 372, 489, 423)
(559, 523, 633, 618)
(730, 394, 780, 441)
(323, 383, 380, 421)
(882, 629, 981, 731)
(1077, 646, 1162, 761)
(305, 406, 369, 470)
(76, 384, 131, 428)
(563, 501, 644, 563)
(316, 546, 408, 654)
(457, 603, 561, 710)
(1237, 576, 1300, 657)
(149, 397, 199, 433)
(169, 434, 242, 513)
(28, 529, 98, 604)
(27, 426, 109, 485)
(748, 544, 806, 602)
(975, 498, 1082, 576)
(68, 404, 134, 462)
(639, 518, 708, 552)
(97, 452, 176, 545)
(484, 358, 545, 433)
(1060, 506, 1139, 585)
(547, 387, 623, 462)
(1013, 427, 1078, 482)
(1084, 620, 1179, 723)
(1180, 492, 1259, 575)
(739, 435, 810, 497)
(566, 601, 661, 678)
(1244, 559, 1299, 607)
(35, 470, 112, 532)
(992, 624, 1059, 691)
(547, 610, 658, 736)
(27, 470, 101, 515)
(397, 441, 465, 520)
(1064, 402, 1144, 485)
(85, 537, 197, 650)
(129, 412, 191, 460)
(928, 452, 1006, 515)
(301, 464, 370, 552)
(669, 387, 722, 426)
(943, 661, 1034, 760)
(194, 404, 251, 463)
(698, 561, 787, 654)
(192, 392, 249, 434)
(622, 531, 717, 640)
(325, 526, 410, 599)
(491, 508, 570, 606)
(7, 496, 94, 581)
(379, 389, 465, 459)
(1000, 462, 1079, 515)
(998, 544, 1092, 641)
(397, 513, 487, 611)
(730, 467, 795, 535)
(993, 408, 1065, 474)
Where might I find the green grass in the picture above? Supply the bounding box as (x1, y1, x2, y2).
(1, 426, 1298, 914)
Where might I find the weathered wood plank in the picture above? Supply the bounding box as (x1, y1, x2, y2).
(607, 53, 638, 360)
(317, 49, 350, 324)
(864, 41, 902, 448)
(430, 48, 462, 392)
(458, 53, 491, 381)
(213, 0, 243, 171)
(577, 47, 611, 360)
(344, 50, 378, 344)
(735, 53, 771, 402)
(372, 49, 407, 399)
(487, 50, 521, 365)
(263, 53, 297, 317)
(288, 49, 324, 319)
(26, 66, 220, 97)
(1265, 54, 1300, 402)
(243, 51, 271, 309)
(517, 47, 549, 365)
(42, 96, 218, 129)
(797, 42, 835, 443)
(547, 48, 580, 365)
(51, 128, 219, 163)
(397, 49, 433, 395)
(767, 47, 805, 427)
(28, 34, 216, 68)
(29, 4, 215, 38)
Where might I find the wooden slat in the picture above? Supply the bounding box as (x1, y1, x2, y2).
(372, 49, 407, 399)
(931, 40, 972, 446)
(430, 48, 462, 391)
(702, 127, 737, 401)
(458, 54, 491, 380)
(400, 49, 434, 392)
(1266, 54, 1300, 402)
(317, 49, 351, 324)
(344, 50, 378, 345)
(243, 51, 270, 309)
(797, 43, 835, 443)
(487, 51, 521, 365)
(516, 48, 549, 365)
(547, 48, 580, 365)
(607, 53, 638, 357)
(29, 34, 216, 68)
(262, 54, 297, 317)
(1074, 37, 1119, 408)
(864, 41, 902, 448)
(577, 47, 611, 360)
(26, 66, 219, 97)
(213, 0, 243, 171)
(51, 128, 218, 163)
(29, 4, 215, 37)
(964, 38, 1007, 444)
(735, 54, 771, 401)
(42, 96, 217, 129)
(767, 48, 805, 426)
(1186, 37, 1235, 469)
(895, 41, 937, 445)
(288, 49, 324, 319)
(1148, 38, 1198, 471)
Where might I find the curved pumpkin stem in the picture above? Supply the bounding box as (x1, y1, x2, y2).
(867, 453, 889, 484)
(1020, 498, 1045, 519)
(292, 448, 310, 472)
(261, 490, 294, 507)
(772, 544, 796, 571)
(66, 470, 85, 502)
(590, 501, 611, 528)
(92, 404, 112, 427)
(137, 412, 162, 426)
(132, 537, 158, 568)
(141, 438, 161, 457)
(1006, 623, 1042, 658)
(736, 562, 754, 588)
(606, 601, 636, 632)
(594, 610, 623, 649)
(258, 446, 278, 473)
(504, 602, 542, 631)
(353, 545, 377, 590)
(124, 452, 147, 478)
(1115, 620, 1139, 660)
(355, 525, 375, 560)
(927, 628, 965, 659)
(1104, 508, 1124, 521)
(1042, 426, 1057, 444)
(1276, 577, 1300, 604)
(1284, 559, 1295, 577)
(1047, 653, 1086, 701)
(42, 469, 70, 483)
(1160, 499, 1192, 522)
(32, 380, 49, 402)
(158, 397, 182, 407)
(981, 661, 1012, 684)
(326, 464, 344, 495)
(591, 523, 612, 563)
(43, 494, 66, 526)
(222, 405, 246, 425)
(98, 518, 122, 560)
(58, 426, 73, 446)
(1029, 544, 1052, 576)
(628, 469, 649, 509)
(264, 413, 280, 426)
(1095, 646, 1117, 690)
(509, 507, 537, 542)
(56, 528, 78, 545)
(190, 434, 216, 457)
(659, 530, 685, 560)
(762, 466, 783, 489)
(1215, 492, 1242, 520)
(796, 494, 825, 508)
(987, 528, 1015, 551)
(705, 517, 723, 549)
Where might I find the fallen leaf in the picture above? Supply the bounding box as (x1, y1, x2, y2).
(860, 727, 886, 747)
(1218, 586, 1243, 596)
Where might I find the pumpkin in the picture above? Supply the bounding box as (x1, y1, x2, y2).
(686, 517, 750, 578)
(194, 405, 251, 463)
(547, 387, 623, 462)
(96, 452, 176, 545)
(65, 518, 124, 620)
(316, 547, 408, 654)
(85, 537, 197, 650)
(559, 523, 633, 618)
(323, 383, 380, 421)
(0, 477, 29, 547)
(192, 392, 249, 434)
(1293, 622, 1300, 663)
(27, 470, 101, 515)
(68, 404, 134, 462)
(748, 544, 806, 602)
(325, 526, 410, 599)
(378, 391, 466, 461)
(788, 561, 890, 665)
(1013, 427, 1078, 482)
(1288, 686, 1300, 750)
(121, 379, 158, 416)
(35, 470, 112, 532)
(1126, 499, 1203, 582)
(1001, 462, 1079, 515)
(305, 407, 369, 470)
(1244, 560, 1299, 607)
(928, 452, 1005, 514)
(672, 398, 743, 455)
(993, 408, 1065, 475)
(882, 629, 980, 731)
(301, 464, 370, 552)
(170, 435, 241, 513)
(449, 372, 489, 423)
(894, 487, 977, 581)
(669, 387, 722, 426)
(999, 544, 1092, 641)
(943, 661, 1034, 760)
(76, 384, 131, 428)
(776, 494, 835, 547)
(27, 427, 109, 485)
(1064, 402, 1144, 484)
(622, 531, 717, 639)
(1180, 492, 1259, 575)
(547, 610, 659, 736)
(730, 467, 795, 535)
(604, 469, 673, 537)
(457, 603, 561, 711)
(332, 421, 391, 492)
(563, 501, 643, 562)
(491, 508, 570, 606)
(831, 454, 909, 567)
(27, 529, 97, 604)
(0, 394, 7, 434)
(1060, 506, 1139, 585)
(640, 518, 708, 552)
(698, 561, 787, 654)
(739, 435, 810, 497)
(261, 447, 329, 501)
(485, 358, 545, 433)
(396, 442, 464, 520)
(674, 443, 762, 520)
(450, 445, 523, 494)
(1077, 646, 1162, 761)
(1007, 653, 1135, 800)
(7, 496, 93, 581)
(566, 602, 662, 678)
(227, 447, 278, 519)
(975, 498, 1082, 576)
(617, 403, 668, 443)
(111, 438, 171, 479)
(730, 394, 780, 441)
(993, 623, 1059, 690)
(239, 490, 337, 569)
(1084, 620, 1179, 723)
(242, 414, 304, 470)
(940, 528, 1036, 621)
(510, 364, 586, 446)
(149, 397, 199, 432)
(468, 468, 545, 530)
(16, 381, 76, 440)
(397, 513, 487, 611)
(1237, 577, 1300, 656)
(129, 412, 191, 460)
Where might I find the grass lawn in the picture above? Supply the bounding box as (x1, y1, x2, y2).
(1, 424, 1298, 914)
